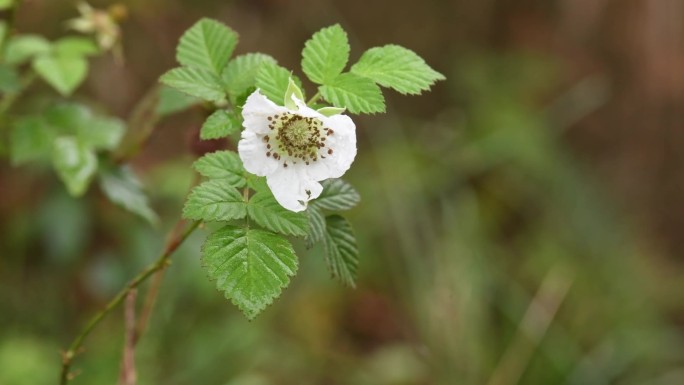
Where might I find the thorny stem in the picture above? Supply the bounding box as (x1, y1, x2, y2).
(59, 220, 201, 385)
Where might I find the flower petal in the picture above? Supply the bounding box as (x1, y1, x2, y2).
(238, 130, 279, 176)
(242, 90, 288, 134)
(305, 113, 357, 180)
(266, 165, 323, 212)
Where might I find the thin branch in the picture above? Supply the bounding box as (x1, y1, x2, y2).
(118, 290, 138, 385)
(59, 220, 201, 385)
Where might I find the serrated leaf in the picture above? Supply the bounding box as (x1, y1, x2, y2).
(320, 72, 385, 114)
(247, 175, 269, 192)
(200, 109, 239, 140)
(247, 191, 308, 236)
(33, 54, 88, 96)
(202, 226, 298, 319)
(99, 165, 158, 224)
(312, 178, 360, 211)
(351, 44, 445, 95)
(156, 85, 200, 116)
(4, 35, 51, 65)
(222, 53, 276, 103)
(193, 150, 246, 187)
(9, 116, 55, 165)
(306, 205, 325, 248)
(160, 67, 225, 103)
(255, 62, 302, 105)
(176, 18, 237, 75)
(52, 137, 98, 197)
(183, 180, 247, 222)
(54, 37, 99, 57)
(323, 215, 358, 287)
(301, 24, 349, 85)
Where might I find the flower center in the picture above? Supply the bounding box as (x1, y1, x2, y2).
(282, 119, 313, 148)
(262, 112, 335, 167)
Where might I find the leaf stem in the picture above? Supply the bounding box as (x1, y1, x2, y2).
(307, 91, 321, 106)
(59, 220, 201, 385)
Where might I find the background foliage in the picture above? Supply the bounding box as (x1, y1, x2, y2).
(1, 0, 683, 384)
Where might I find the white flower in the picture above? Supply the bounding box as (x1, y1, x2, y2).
(238, 90, 357, 212)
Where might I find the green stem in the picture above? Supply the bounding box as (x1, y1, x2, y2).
(307, 91, 321, 106)
(59, 220, 201, 385)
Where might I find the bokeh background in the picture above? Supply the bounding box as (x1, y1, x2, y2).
(1, 0, 684, 384)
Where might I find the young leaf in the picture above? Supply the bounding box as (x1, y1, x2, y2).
(33, 54, 88, 96)
(52, 137, 98, 197)
(283, 78, 304, 109)
(323, 215, 359, 287)
(222, 53, 276, 102)
(255, 62, 299, 105)
(193, 150, 246, 187)
(312, 178, 360, 211)
(176, 18, 238, 76)
(202, 226, 298, 319)
(160, 67, 225, 103)
(156, 85, 200, 116)
(9, 116, 55, 165)
(306, 205, 325, 248)
(4, 35, 51, 65)
(247, 191, 308, 237)
(99, 166, 158, 225)
(182, 180, 247, 222)
(351, 44, 445, 95)
(320, 73, 385, 114)
(54, 37, 99, 57)
(200, 109, 239, 140)
(301, 24, 349, 85)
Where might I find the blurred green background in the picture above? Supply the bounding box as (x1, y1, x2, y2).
(2, 0, 684, 384)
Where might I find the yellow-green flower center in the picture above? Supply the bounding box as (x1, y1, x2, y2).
(262, 112, 336, 167)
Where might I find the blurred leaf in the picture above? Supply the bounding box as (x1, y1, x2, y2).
(4, 35, 51, 65)
(160, 67, 225, 103)
(38, 190, 90, 264)
(0, 337, 58, 385)
(53, 36, 99, 57)
(351, 44, 445, 95)
(200, 109, 239, 140)
(312, 178, 360, 211)
(176, 18, 237, 76)
(0, 22, 6, 47)
(156, 85, 200, 116)
(202, 225, 298, 319)
(320, 73, 385, 114)
(247, 191, 308, 236)
(52, 136, 97, 196)
(9, 116, 54, 165)
(323, 215, 358, 287)
(183, 180, 247, 222)
(222, 53, 276, 103)
(44, 103, 125, 150)
(0, 64, 20, 93)
(33, 54, 88, 96)
(255, 62, 295, 105)
(193, 150, 246, 187)
(306, 205, 325, 247)
(99, 165, 159, 224)
(302, 24, 349, 85)
(0, 0, 13, 10)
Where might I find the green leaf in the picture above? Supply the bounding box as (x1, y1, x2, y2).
(323, 215, 358, 287)
(312, 178, 360, 211)
(351, 44, 445, 95)
(193, 150, 246, 187)
(283, 77, 304, 109)
(0, 64, 20, 93)
(4, 35, 51, 65)
(160, 67, 225, 103)
(301, 24, 349, 85)
(306, 205, 325, 248)
(156, 85, 200, 116)
(33, 54, 88, 96)
(0, 0, 13, 11)
(200, 109, 239, 140)
(320, 72, 385, 114)
(202, 226, 298, 319)
(54, 37, 99, 57)
(182, 180, 247, 222)
(247, 191, 308, 237)
(317, 106, 345, 117)
(44, 103, 125, 150)
(99, 165, 158, 224)
(222, 53, 276, 103)
(255, 62, 300, 105)
(9, 116, 55, 165)
(176, 18, 238, 76)
(52, 137, 98, 197)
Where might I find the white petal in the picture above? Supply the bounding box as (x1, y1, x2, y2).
(266, 165, 323, 212)
(242, 90, 288, 134)
(238, 130, 279, 176)
(305, 113, 357, 180)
